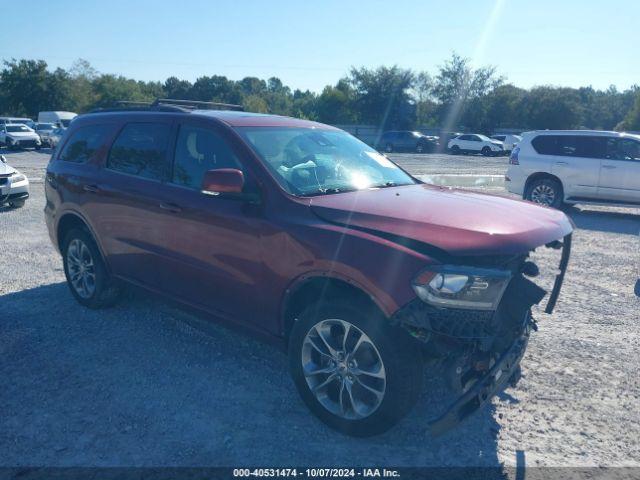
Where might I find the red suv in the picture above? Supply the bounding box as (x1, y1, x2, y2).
(45, 101, 573, 436)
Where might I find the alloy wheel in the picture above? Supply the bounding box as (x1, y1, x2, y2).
(66, 238, 96, 299)
(530, 183, 556, 206)
(301, 319, 386, 420)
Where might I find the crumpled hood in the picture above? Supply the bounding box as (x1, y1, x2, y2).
(309, 184, 573, 257)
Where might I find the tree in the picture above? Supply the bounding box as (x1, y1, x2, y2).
(431, 53, 503, 130)
(163, 76, 192, 99)
(317, 80, 356, 124)
(522, 86, 582, 130)
(348, 66, 415, 129)
(616, 90, 640, 131)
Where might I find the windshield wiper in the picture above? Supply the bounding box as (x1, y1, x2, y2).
(370, 181, 397, 188)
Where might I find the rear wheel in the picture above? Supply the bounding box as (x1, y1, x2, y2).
(525, 177, 563, 208)
(9, 200, 25, 208)
(62, 228, 122, 308)
(288, 299, 424, 437)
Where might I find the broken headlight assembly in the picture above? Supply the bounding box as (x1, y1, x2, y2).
(412, 266, 512, 311)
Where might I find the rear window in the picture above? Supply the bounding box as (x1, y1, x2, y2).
(59, 125, 110, 163)
(107, 122, 171, 180)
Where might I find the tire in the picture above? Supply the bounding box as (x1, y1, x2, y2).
(450, 145, 460, 155)
(384, 143, 393, 153)
(525, 177, 564, 209)
(481, 146, 492, 156)
(288, 298, 424, 437)
(35, 145, 42, 150)
(9, 200, 25, 208)
(62, 228, 122, 309)
(416, 143, 425, 154)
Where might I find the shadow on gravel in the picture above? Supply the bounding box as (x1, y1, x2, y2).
(1, 282, 505, 467)
(566, 207, 640, 235)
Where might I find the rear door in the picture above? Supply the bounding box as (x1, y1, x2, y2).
(546, 135, 603, 199)
(598, 137, 640, 203)
(154, 119, 265, 325)
(90, 120, 176, 289)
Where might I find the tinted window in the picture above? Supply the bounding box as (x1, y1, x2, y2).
(531, 135, 558, 155)
(493, 135, 506, 141)
(605, 138, 640, 161)
(458, 135, 472, 140)
(59, 125, 110, 163)
(532, 135, 606, 158)
(107, 123, 171, 180)
(172, 125, 242, 189)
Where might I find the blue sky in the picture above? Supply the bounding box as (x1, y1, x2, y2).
(2, 0, 638, 92)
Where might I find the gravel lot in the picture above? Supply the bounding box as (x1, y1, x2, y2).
(1, 149, 639, 468)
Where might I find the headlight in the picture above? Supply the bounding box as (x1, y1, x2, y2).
(412, 265, 512, 310)
(11, 173, 26, 183)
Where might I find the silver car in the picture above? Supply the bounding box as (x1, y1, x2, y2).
(34, 122, 58, 147)
(0, 155, 29, 208)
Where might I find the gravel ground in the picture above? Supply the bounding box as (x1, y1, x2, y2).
(1, 149, 639, 468)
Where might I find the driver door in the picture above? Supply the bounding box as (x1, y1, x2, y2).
(153, 119, 266, 326)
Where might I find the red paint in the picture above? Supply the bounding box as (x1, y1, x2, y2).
(45, 111, 573, 339)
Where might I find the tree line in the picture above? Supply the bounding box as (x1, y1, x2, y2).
(1, 54, 639, 133)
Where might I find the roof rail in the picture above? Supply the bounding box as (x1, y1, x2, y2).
(152, 98, 244, 111)
(88, 98, 245, 114)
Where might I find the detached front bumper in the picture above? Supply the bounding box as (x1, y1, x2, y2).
(429, 323, 530, 436)
(392, 234, 572, 435)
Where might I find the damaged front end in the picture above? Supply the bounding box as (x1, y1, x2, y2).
(391, 234, 572, 435)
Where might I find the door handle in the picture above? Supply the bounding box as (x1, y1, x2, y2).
(83, 184, 100, 193)
(602, 164, 616, 169)
(159, 202, 182, 213)
(555, 161, 568, 166)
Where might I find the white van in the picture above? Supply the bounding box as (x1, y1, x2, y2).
(37, 111, 77, 128)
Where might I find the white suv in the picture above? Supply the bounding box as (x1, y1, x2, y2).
(506, 130, 640, 208)
(448, 134, 504, 156)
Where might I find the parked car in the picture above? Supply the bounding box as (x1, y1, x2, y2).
(376, 131, 439, 153)
(0, 124, 42, 150)
(491, 134, 522, 152)
(0, 155, 29, 208)
(506, 130, 640, 208)
(47, 128, 66, 148)
(448, 134, 504, 156)
(34, 123, 58, 146)
(45, 103, 573, 437)
(38, 111, 77, 128)
(0, 117, 36, 129)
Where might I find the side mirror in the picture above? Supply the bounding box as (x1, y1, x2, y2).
(201, 168, 245, 196)
(0, 155, 6, 163)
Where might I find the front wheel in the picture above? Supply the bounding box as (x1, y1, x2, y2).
(62, 228, 122, 308)
(416, 143, 425, 153)
(9, 200, 25, 208)
(481, 146, 492, 156)
(384, 143, 394, 153)
(525, 177, 564, 208)
(450, 145, 460, 155)
(288, 299, 424, 437)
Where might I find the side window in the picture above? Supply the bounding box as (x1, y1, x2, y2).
(532, 135, 559, 155)
(58, 125, 110, 163)
(470, 135, 481, 142)
(458, 135, 469, 141)
(107, 123, 171, 180)
(172, 124, 243, 189)
(557, 136, 605, 158)
(607, 138, 640, 161)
